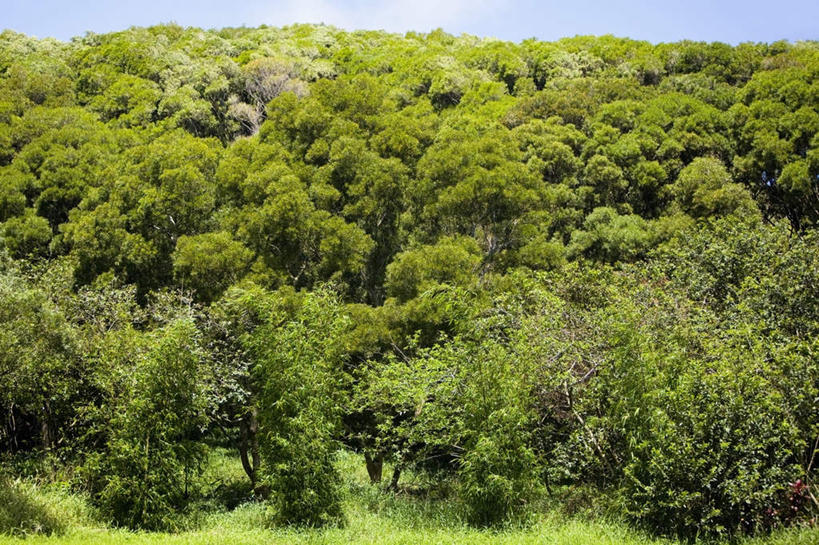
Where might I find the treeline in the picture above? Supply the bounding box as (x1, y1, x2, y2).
(0, 24, 817, 537)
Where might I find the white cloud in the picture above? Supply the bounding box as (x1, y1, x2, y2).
(260, 0, 504, 34)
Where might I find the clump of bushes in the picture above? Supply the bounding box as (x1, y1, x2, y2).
(622, 355, 806, 537)
(82, 317, 210, 530)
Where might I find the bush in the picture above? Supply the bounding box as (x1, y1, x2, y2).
(266, 450, 344, 527)
(623, 354, 806, 538)
(251, 287, 349, 527)
(84, 318, 209, 530)
(459, 424, 541, 527)
(455, 338, 543, 527)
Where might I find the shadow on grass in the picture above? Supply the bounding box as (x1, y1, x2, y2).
(0, 477, 66, 537)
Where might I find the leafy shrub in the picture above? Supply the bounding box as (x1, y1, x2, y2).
(623, 355, 804, 538)
(455, 337, 543, 527)
(251, 287, 349, 527)
(84, 318, 209, 530)
(459, 424, 540, 527)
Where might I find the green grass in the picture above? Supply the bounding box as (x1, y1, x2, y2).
(1, 450, 816, 545)
(3, 513, 817, 545)
(0, 478, 95, 537)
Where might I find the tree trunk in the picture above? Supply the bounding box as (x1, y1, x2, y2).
(364, 452, 384, 483)
(41, 419, 51, 451)
(388, 465, 401, 491)
(238, 418, 254, 483)
(40, 400, 54, 451)
(239, 406, 264, 497)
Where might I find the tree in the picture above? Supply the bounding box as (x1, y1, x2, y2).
(84, 315, 209, 530)
(2, 210, 52, 259)
(173, 231, 254, 303)
(355, 286, 542, 526)
(0, 261, 77, 452)
(568, 207, 655, 262)
(668, 156, 758, 219)
(249, 288, 349, 526)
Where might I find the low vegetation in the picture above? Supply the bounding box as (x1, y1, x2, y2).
(1, 451, 817, 544)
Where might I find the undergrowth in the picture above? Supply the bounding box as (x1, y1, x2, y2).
(0, 450, 815, 544)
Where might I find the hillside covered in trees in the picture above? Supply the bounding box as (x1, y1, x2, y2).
(0, 24, 818, 540)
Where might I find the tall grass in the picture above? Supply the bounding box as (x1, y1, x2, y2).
(0, 478, 94, 537)
(0, 450, 815, 545)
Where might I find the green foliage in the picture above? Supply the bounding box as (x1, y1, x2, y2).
(568, 207, 655, 262)
(173, 231, 254, 302)
(385, 236, 481, 302)
(2, 210, 52, 258)
(0, 261, 78, 452)
(668, 157, 758, 218)
(1, 25, 819, 538)
(249, 288, 349, 527)
(84, 317, 209, 530)
(459, 431, 539, 527)
(623, 350, 805, 537)
(0, 478, 94, 537)
(456, 346, 541, 527)
(356, 289, 542, 526)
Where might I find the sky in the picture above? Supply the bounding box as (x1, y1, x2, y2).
(3, 0, 818, 44)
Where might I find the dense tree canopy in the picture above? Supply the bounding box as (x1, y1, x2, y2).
(0, 24, 817, 537)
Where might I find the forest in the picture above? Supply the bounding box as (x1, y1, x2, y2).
(0, 23, 818, 543)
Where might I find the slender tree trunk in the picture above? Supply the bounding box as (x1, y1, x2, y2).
(41, 419, 51, 451)
(238, 417, 254, 484)
(249, 407, 265, 497)
(239, 406, 267, 498)
(41, 400, 54, 451)
(388, 465, 401, 491)
(364, 452, 384, 483)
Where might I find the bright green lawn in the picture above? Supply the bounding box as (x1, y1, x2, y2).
(3, 514, 817, 545)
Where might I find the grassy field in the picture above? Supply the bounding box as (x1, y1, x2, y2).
(1, 450, 816, 545)
(3, 510, 817, 545)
